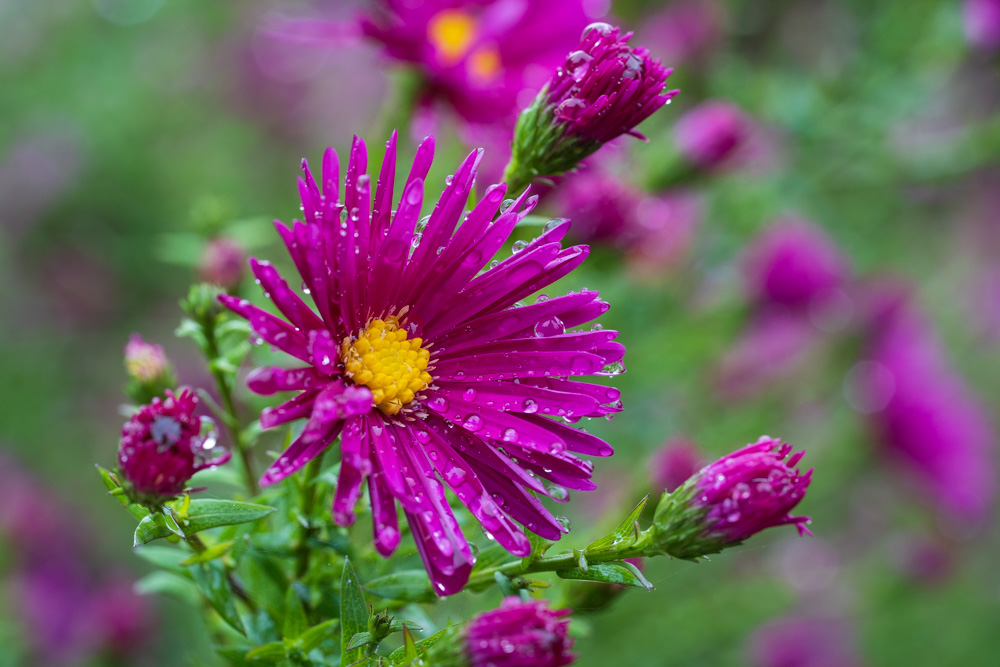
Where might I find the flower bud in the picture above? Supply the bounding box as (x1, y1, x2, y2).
(652, 436, 811, 559)
(672, 100, 749, 170)
(118, 389, 230, 507)
(124, 334, 176, 403)
(427, 597, 575, 667)
(198, 237, 246, 291)
(505, 23, 676, 191)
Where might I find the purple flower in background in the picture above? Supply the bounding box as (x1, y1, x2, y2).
(198, 237, 246, 290)
(465, 597, 575, 667)
(221, 132, 622, 595)
(91, 577, 157, 658)
(650, 437, 702, 492)
(673, 100, 750, 170)
(748, 616, 863, 667)
(545, 23, 675, 145)
(859, 300, 996, 523)
(742, 218, 849, 310)
(964, 0, 1000, 50)
(554, 168, 641, 245)
(118, 389, 230, 505)
(626, 189, 702, 279)
(359, 0, 601, 125)
(653, 437, 812, 558)
(638, 0, 724, 64)
(12, 562, 97, 665)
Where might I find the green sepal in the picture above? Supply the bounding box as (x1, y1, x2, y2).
(586, 495, 648, 553)
(364, 571, 436, 603)
(97, 465, 149, 520)
(556, 561, 654, 591)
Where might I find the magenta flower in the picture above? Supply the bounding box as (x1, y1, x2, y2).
(464, 597, 575, 667)
(359, 0, 600, 126)
(742, 218, 849, 310)
(199, 237, 246, 290)
(124, 334, 171, 383)
(673, 100, 749, 170)
(649, 438, 702, 492)
(861, 301, 996, 522)
(554, 168, 641, 246)
(653, 437, 812, 558)
(748, 616, 863, 667)
(220, 132, 622, 595)
(118, 389, 230, 506)
(964, 0, 1000, 50)
(638, 0, 724, 65)
(506, 24, 676, 188)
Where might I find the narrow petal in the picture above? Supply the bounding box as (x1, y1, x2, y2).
(260, 390, 320, 429)
(369, 465, 401, 557)
(249, 258, 325, 332)
(332, 416, 370, 526)
(247, 366, 323, 395)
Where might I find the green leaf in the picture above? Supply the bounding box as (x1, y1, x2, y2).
(96, 465, 148, 520)
(585, 494, 648, 553)
(346, 631, 376, 651)
(244, 642, 286, 662)
(283, 586, 309, 640)
(340, 557, 369, 665)
(298, 619, 338, 652)
(190, 562, 246, 635)
(180, 499, 275, 534)
(556, 562, 655, 591)
(179, 539, 235, 565)
(364, 571, 436, 603)
(133, 571, 200, 605)
(133, 512, 183, 546)
(387, 627, 450, 663)
(522, 532, 553, 566)
(133, 545, 191, 575)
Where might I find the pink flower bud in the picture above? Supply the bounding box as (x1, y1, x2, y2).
(465, 598, 575, 667)
(673, 100, 749, 170)
(198, 237, 246, 290)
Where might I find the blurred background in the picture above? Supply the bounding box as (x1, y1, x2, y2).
(1, 0, 999, 664)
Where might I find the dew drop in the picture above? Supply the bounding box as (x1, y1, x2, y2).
(512, 240, 528, 254)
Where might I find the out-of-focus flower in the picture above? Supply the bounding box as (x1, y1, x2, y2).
(506, 23, 676, 190)
(221, 132, 622, 595)
(459, 597, 575, 667)
(673, 100, 750, 170)
(638, 0, 724, 64)
(650, 437, 702, 492)
(748, 616, 863, 667)
(118, 389, 230, 507)
(554, 168, 641, 246)
(125, 334, 170, 383)
(91, 577, 156, 658)
(964, 0, 1000, 50)
(890, 533, 953, 584)
(858, 299, 996, 523)
(742, 218, 849, 311)
(968, 264, 1000, 343)
(198, 237, 246, 291)
(626, 190, 702, 280)
(653, 436, 812, 559)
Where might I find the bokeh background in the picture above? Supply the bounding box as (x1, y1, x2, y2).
(2, 0, 999, 665)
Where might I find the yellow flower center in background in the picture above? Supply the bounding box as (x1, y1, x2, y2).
(342, 318, 432, 416)
(468, 45, 501, 80)
(428, 9, 476, 63)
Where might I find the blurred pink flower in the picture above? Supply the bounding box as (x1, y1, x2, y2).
(627, 190, 702, 279)
(91, 577, 157, 658)
(860, 298, 996, 523)
(742, 218, 849, 311)
(638, 0, 724, 64)
(649, 437, 702, 492)
(748, 616, 863, 667)
(198, 237, 246, 290)
(555, 168, 641, 246)
(673, 100, 751, 170)
(964, 0, 1000, 50)
(13, 562, 96, 666)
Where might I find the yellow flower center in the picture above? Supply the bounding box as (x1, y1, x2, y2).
(468, 45, 501, 80)
(341, 318, 432, 416)
(428, 9, 476, 63)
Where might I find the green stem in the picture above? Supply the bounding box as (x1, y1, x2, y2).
(202, 316, 259, 497)
(294, 450, 327, 579)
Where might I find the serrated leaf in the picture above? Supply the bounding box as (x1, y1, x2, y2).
(179, 539, 235, 565)
(364, 571, 436, 603)
(181, 499, 274, 534)
(556, 562, 654, 591)
(585, 494, 649, 553)
(134, 512, 183, 546)
(190, 562, 246, 635)
(340, 558, 369, 665)
(244, 642, 286, 662)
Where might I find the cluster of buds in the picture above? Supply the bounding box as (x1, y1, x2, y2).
(118, 389, 230, 508)
(504, 23, 676, 192)
(651, 437, 812, 559)
(426, 597, 575, 667)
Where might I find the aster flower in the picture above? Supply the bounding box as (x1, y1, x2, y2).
(553, 167, 641, 246)
(124, 334, 175, 403)
(426, 597, 575, 666)
(505, 23, 676, 191)
(673, 100, 749, 170)
(199, 237, 246, 291)
(220, 132, 622, 595)
(652, 436, 812, 559)
(118, 389, 230, 507)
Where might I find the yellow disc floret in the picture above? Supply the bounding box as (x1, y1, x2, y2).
(428, 9, 476, 64)
(341, 318, 432, 416)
